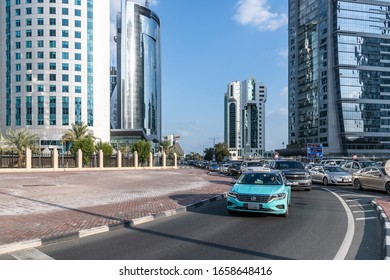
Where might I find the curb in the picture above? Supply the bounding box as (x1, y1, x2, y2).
(371, 200, 390, 260)
(0, 193, 227, 256)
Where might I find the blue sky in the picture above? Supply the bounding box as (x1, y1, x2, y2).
(110, 0, 289, 154)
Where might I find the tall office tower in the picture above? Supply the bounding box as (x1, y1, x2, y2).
(111, 0, 162, 147)
(289, 0, 390, 157)
(224, 78, 267, 159)
(0, 0, 110, 150)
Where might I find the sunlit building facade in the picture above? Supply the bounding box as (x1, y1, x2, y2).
(0, 0, 110, 150)
(224, 78, 267, 158)
(111, 0, 162, 147)
(289, 0, 390, 157)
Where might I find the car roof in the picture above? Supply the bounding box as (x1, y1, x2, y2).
(243, 169, 282, 175)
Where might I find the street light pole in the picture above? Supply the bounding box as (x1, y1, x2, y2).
(209, 137, 219, 161)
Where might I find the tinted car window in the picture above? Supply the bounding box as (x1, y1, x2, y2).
(275, 161, 304, 169)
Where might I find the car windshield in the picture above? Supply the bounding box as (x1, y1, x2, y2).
(275, 161, 304, 169)
(237, 173, 282, 185)
(324, 166, 345, 172)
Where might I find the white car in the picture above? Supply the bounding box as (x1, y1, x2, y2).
(240, 160, 266, 173)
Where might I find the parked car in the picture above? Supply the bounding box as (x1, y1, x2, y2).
(341, 160, 378, 173)
(227, 161, 242, 176)
(310, 165, 352, 185)
(220, 163, 230, 174)
(227, 170, 291, 217)
(240, 160, 266, 173)
(208, 163, 220, 172)
(352, 167, 390, 194)
(268, 160, 312, 191)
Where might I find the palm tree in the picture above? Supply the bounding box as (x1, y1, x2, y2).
(61, 122, 94, 149)
(4, 129, 39, 167)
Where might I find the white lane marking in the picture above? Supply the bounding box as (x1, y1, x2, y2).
(355, 217, 378, 221)
(323, 188, 355, 260)
(345, 199, 363, 202)
(352, 210, 375, 213)
(11, 248, 54, 260)
(349, 204, 371, 207)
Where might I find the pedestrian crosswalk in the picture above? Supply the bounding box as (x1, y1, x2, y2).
(324, 188, 380, 221)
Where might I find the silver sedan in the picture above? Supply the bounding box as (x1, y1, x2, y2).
(352, 167, 390, 194)
(310, 165, 352, 186)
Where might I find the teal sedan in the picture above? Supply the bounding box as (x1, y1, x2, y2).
(227, 170, 291, 217)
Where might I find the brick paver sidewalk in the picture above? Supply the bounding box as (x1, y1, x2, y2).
(0, 168, 231, 245)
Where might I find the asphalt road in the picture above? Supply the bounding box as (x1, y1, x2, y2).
(8, 185, 382, 260)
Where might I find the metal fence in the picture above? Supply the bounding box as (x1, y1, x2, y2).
(122, 153, 135, 167)
(0, 152, 23, 168)
(32, 152, 53, 168)
(58, 154, 77, 168)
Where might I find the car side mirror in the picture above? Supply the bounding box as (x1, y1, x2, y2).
(231, 180, 237, 185)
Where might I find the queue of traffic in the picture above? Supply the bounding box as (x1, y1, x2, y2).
(185, 158, 390, 217)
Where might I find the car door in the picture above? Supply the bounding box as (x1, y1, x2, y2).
(310, 167, 320, 182)
(357, 168, 372, 188)
(367, 168, 385, 190)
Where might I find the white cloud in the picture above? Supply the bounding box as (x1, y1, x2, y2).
(234, 0, 287, 31)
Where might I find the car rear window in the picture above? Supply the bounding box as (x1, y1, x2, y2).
(275, 161, 304, 169)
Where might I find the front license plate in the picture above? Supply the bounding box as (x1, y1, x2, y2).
(248, 203, 262, 210)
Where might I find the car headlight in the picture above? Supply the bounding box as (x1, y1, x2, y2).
(269, 193, 286, 202)
(227, 191, 238, 198)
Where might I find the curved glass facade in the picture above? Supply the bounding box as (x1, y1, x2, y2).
(289, 0, 390, 157)
(114, 1, 161, 143)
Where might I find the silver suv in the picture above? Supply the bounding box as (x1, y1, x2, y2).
(268, 160, 312, 191)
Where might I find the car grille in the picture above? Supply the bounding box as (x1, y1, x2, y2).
(236, 194, 271, 203)
(285, 174, 307, 180)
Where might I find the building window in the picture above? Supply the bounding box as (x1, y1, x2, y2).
(75, 53, 81, 60)
(37, 85, 44, 92)
(75, 97, 82, 124)
(26, 30, 32, 37)
(26, 85, 32, 92)
(62, 52, 69, 59)
(50, 30, 56, 36)
(49, 7, 56, 14)
(38, 96, 44, 125)
(50, 18, 56, 25)
(15, 31, 21, 38)
(62, 41, 69, 48)
(75, 31, 81, 38)
(37, 7, 44, 14)
(26, 96, 32, 125)
(37, 29, 44, 36)
(62, 85, 69, 93)
(50, 96, 56, 125)
(15, 97, 21, 126)
(50, 85, 56, 92)
(75, 9, 81, 16)
(75, 42, 81, 49)
(49, 74, 56, 81)
(75, 86, 82, 93)
(75, 20, 81, 27)
(49, 63, 56, 70)
(37, 51, 44, 59)
(62, 19, 68, 26)
(26, 63, 32, 70)
(62, 74, 69, 82)
(15, 42, 21, 49)
(62, 30, 69, 37)
(25, 41, 32, 48)
(62, 8, 68, 15)
(26, 52, 32, 59)
(37, 18, 44, 25)
(37, 63, 44, 70)
(75, 64, 81, 71)
(62, 63, 69, 70)
(50, 40, 56, 48)
(37, 40, 44, 47)
(75, 75, 81, 82)
(26, 18, 32, 26)
(37, 74, 44, 81)
(62, 97, 69, 125)
(49, 52, 56, 59)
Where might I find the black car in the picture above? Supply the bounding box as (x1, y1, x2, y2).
(268, 160, 312, 191)
(227, 161, 242, 176)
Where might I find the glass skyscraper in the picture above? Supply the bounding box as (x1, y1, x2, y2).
(224, 78, 267, 159)
(111, 0, 161, 146)
(289, 0, 390, 157)
(0, 0, 110, 150)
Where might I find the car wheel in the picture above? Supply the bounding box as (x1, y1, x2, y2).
(354, 179, 362, 190)
(386, 182, 390, 195)
(323, 177, 328, 186)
